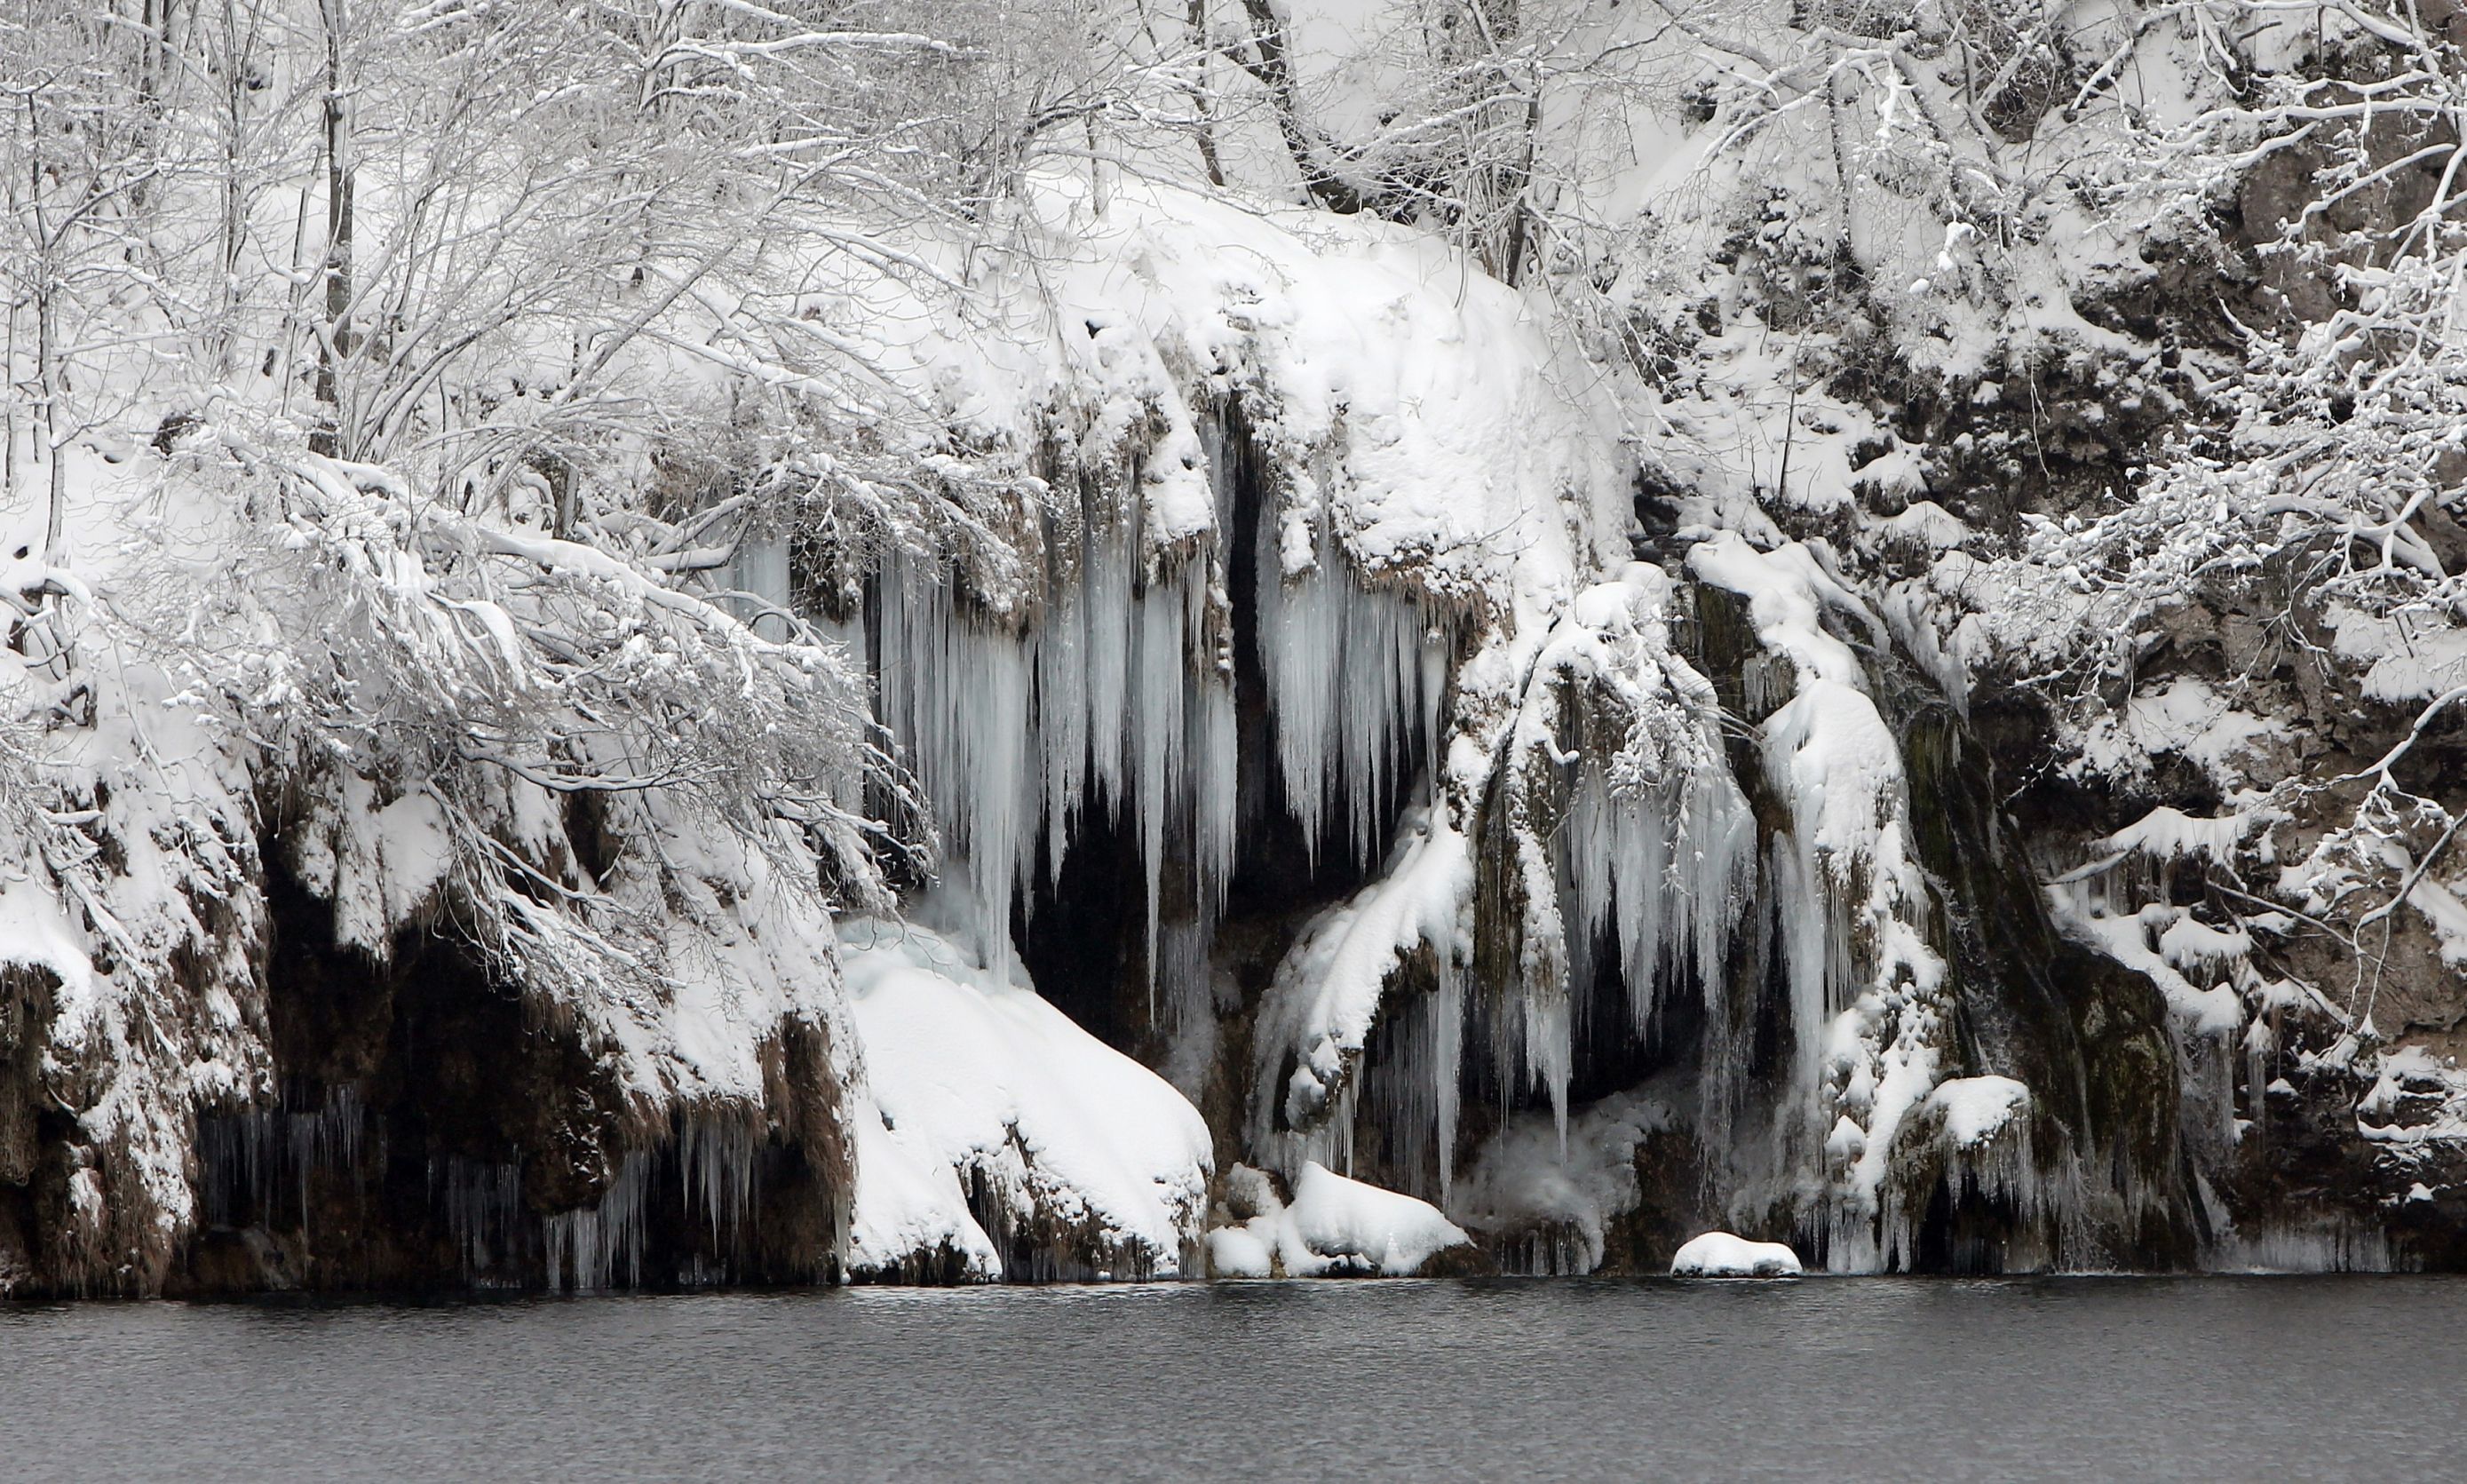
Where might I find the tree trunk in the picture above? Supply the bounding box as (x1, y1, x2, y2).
(1233, 0, 1365, 213)
(313, 0, 354, 456)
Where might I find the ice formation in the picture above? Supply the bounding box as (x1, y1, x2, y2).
(1249, 808, 1471, 1189)
(1688, 534, 1962, 1266)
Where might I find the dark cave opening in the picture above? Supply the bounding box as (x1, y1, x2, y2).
(181, 847, 845, 1295)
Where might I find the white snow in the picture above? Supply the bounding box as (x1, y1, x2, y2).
(2328, 605, 2467, 703)
(1927, 1076, 2032, 1150)
(2101, 805, 2278, 868)
(1670, 1232, 1804, 1277)
(2074, 678, 2288, 787)
(1206, 1162, 1469, 1277)
(837, 919, 1213, 1279)
(1249, 807, 1471, 1184)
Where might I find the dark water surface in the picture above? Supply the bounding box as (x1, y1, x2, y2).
(2, 1276, 2458, 1480)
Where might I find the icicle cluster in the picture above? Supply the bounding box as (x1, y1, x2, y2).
(198, 1085, 369, 1231)
(432, 1157, 526, 1286)
(1493, 566, 1757, 1145)
(1561, 766, 1757, 1047)
(1250, 503, 1450, 871)
(544, 1155, 652, 1294)
(874, 536, 1236, 1008)
(1252, 564, 1752, 1205)
(867, 401, 1455, 1033)
(677, 1111, 761, 1249)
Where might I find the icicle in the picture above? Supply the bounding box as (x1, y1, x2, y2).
(816, 607, 870, 822)
(1135, 575, 1186, 1006)
(1193, 669, 1237, 921)
(678, 1110, 759, 1248)
(1032, 566, 1090, 878)
(720, 531, 793, 640)
(544, 1154, 649, 1294)
(1252, 504, 1448, 870)
(876, 553, 1031, 979)
(432, 1156, 523, 1286)
(1083, 527, 1134, 813)
(1432, 958, 1462, 1202)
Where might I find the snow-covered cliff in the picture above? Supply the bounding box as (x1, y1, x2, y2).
(5, 0, 2466, 1293)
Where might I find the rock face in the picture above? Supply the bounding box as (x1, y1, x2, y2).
(6, 6, 2467, 1295)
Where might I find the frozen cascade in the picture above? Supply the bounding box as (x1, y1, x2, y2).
(718, 531, 796, 642)
(544, 1154, 651, 1294)
(1252, 565, 1757, 1207)
(1861, 1076, 2066, 1274)
(1689, 535, 1959, 1263)
(815, 607, 873, 827)
(874, 530, 1236, 1012)
(1560, 765, 1757, 1051)
(432, 1157, 525, 1285)
(22, 76, 2423, 1296)
(865, 396, 1449, 1031)
(1363, 962, 1466, 1202)
(536, 1117, 767, 1291)
(678, 1110, 760, 1247)
(1250, 809, 1471, 1194)
(1482, 566, 1758, 1162)
(198, 1084, 369, 1231)
(1250, 493, 1451, 872)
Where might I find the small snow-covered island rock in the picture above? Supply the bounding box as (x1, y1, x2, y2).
(5, 2, 2467, 1296)
(1671, 1234, 1804, 1279)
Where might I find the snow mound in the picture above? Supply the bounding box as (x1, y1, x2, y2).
(1207, 1163, 1470, 1277)
(1249, 809, 1471, 1175)
(1927, 1076, 2033, 1149)
(1670, 1232, 1805, 1277)
(838, 920, 1212, 1280)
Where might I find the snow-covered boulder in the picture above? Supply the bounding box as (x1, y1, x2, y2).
(838, 919, 1214, 1281)
(1207, 1163, 1470, 1277)
(1670, 1232, 1805, 1277)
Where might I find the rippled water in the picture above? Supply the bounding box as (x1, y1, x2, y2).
(4, 1277, 2461, 1480)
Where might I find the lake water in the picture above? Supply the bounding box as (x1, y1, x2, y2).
(2, 1277, 2459, 1480)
